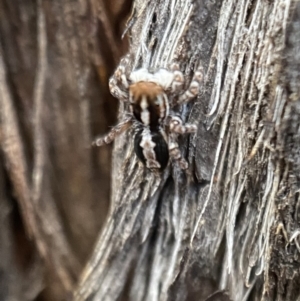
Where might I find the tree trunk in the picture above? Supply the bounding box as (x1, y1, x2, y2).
(74, 0, 300, 301)
(0, 0, 299, 301)
(0, 0, 131, 300)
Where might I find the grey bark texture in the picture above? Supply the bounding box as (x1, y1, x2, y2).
(0, 0, 299, 301)
(74, 0, 300, 301)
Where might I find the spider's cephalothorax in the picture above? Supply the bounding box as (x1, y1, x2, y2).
(129, 82, 168, 130)
(93, 56, 203, 171)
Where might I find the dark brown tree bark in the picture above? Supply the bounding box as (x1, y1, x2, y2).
(0, 0, 300, 301)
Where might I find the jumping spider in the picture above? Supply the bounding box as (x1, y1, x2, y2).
(93, 55, 203, 172)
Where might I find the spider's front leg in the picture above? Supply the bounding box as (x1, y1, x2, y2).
(109, 54, 131, 101)
(168, 115, 197, 135)
(92, 116, 133, 147)
(175, 64, 204, 106)
(168, 63, 185, 94)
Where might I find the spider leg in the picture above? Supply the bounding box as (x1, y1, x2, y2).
(169, 62, 184, 94)
(168, 115, 197, 135)
(109, 77, 128, 100)
(168, 135, 189, 170)
(92, 116, 133, 147)
(175, 65, 204, 106)
(109, 55, 131, 101)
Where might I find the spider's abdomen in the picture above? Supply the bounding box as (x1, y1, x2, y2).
(134, 129, 169, 171)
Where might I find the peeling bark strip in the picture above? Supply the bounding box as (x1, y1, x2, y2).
(74, 1, 300, 301)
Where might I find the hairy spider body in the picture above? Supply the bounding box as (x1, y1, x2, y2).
(134, 128, 169, 170)
(93, 57, 203, 172)
(129, 82, 168, 129)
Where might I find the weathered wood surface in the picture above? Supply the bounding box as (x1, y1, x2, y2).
(74, 0, 300, 300)
(0, 0, 300, 301)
